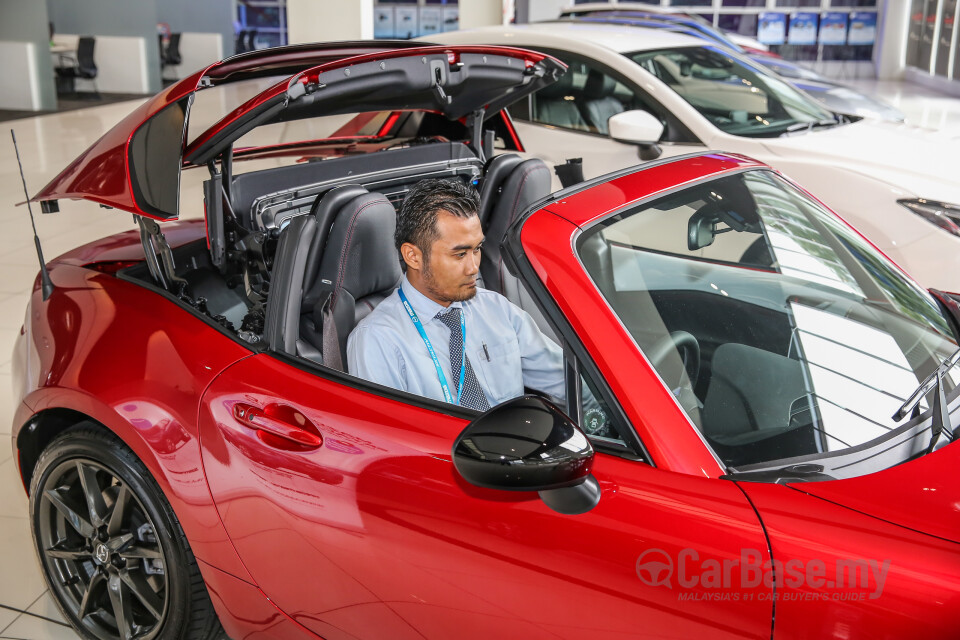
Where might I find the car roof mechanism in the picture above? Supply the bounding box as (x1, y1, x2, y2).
(135, 215, 188, 293)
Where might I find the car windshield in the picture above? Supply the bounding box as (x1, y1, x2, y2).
(577, 169, 959, 475)
(627, 46, 837, 137)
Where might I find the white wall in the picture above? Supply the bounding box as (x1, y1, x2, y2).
(171, 32, 224, 79)
(0, 42, 41, 110)
(55, 34, 150, 93)
(287, 0, 373, 44)
(459, 0, 504, 30)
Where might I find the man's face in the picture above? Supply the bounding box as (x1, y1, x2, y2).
(419, 210, 484, 305)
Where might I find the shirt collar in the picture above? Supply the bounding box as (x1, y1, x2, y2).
(400, 274, 463, 323)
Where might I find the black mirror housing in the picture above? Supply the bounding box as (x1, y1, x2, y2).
(452, 395, 594, 492)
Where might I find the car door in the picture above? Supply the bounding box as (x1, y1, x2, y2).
(198, 353, 773, 640)
(509, 51, 704, 188)
(197, 212, 773, 640)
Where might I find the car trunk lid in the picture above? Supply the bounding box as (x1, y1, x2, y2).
(29, 43, 563, 221)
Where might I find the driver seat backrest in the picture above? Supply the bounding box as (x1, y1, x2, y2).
(479, 157, 551, 294)
(479, 156, 555, 340)
(582, 70, 625, 134)
(311, 191, 402, 372)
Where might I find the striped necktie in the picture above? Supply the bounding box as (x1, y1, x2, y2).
(436, 307, 490, 411)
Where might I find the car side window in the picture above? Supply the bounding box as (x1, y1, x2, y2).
(517, 51, 699, 144)
(529, 59, 643, 135)
(578, 366, 627, 445)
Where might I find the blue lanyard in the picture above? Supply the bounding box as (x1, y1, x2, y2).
(398, 287, 466, 405)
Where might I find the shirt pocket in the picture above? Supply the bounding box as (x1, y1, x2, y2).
(473, 337, 524, 406)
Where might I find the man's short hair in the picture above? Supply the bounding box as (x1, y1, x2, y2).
(396, 179, 480, 258)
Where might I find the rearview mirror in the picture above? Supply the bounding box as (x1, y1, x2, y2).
(452, 395, 600, 514)
(608, 110, 665, 161)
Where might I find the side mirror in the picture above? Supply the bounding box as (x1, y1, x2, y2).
(452, 395, 600, 515)
(608, 110, 665, 161)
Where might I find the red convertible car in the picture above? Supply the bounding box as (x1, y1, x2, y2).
(10, 42, 960, 640)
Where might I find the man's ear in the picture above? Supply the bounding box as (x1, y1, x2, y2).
(400, 242, 422, 272)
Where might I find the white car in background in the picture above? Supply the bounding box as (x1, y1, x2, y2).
(429, 23, 960, 293)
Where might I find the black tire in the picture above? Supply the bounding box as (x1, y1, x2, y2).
(28, 423, 225, 640)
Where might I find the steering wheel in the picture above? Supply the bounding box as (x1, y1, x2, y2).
(647, 331, 701, 391)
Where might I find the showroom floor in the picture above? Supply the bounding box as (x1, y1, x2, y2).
(0, 76, 958, 639)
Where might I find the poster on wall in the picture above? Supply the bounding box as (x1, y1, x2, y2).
(419, 8, 443, 37)
(441, 7, 459, 32)
(757, 13, 787, 46)
(819, 12, 849, 45)
(788, 12, 819, 45)
(374, 6, 395, 39)
(395, 7, 418, 39)
(847, 12, 877, 45)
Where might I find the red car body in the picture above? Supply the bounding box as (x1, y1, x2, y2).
(9, 43, 960, 640)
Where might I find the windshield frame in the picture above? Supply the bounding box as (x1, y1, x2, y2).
(572, 166, 959, 478)
(625, 45, 838, 138)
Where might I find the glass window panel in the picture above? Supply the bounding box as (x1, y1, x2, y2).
(937, 0, 957, 76)
(719, 14, 759, 37)
(576, 169, 958, 470)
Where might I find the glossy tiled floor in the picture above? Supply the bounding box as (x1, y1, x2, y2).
(0, 75, 959, 639)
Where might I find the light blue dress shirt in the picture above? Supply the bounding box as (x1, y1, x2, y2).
(347, 275, 565, 408)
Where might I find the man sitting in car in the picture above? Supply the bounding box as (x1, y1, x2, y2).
(347, 179, 566, 410)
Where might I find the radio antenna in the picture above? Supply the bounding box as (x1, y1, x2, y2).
(11, 129, 54, 300)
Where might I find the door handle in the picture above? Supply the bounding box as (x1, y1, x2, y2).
(233, 403, 323, 448)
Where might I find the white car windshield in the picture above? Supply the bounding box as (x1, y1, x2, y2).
(628, 46, 838, 137)
(577, 169, 959, 476)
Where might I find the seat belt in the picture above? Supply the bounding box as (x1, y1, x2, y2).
(319, 288, 344, 372)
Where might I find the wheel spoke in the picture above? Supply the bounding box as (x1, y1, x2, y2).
(76, 461, 108, 527)
(78, 571, 106, 620)
(107, 485, 131, 537)
(43, 488, 95, 538)
(107, 573, 135, 640)
(45, 542, 90, 561)
(119, 568, 164, 621)
(105, 532, 134, 553)
(119, 544, 162, 561)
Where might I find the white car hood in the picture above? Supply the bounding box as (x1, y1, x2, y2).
(759, 120, 960, 203)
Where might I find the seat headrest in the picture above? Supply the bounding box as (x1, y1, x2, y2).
(318, 193, 401, 306)
(478, 154, 524, 226)
(584, 70, 616, 99)
(538, 69, 578, 99)
(302, 184, 369, 308)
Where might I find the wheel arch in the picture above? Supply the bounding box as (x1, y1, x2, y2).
(15, 406, 98, 491)
(15, 388, 256, 583)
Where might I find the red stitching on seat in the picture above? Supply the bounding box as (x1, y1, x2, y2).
(332, 198, 385, 308)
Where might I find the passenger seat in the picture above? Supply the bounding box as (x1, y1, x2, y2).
(581, 70, 625, 134)
(478, 153, 554, 339)
(534, 71, 588, 131)
(299, 187, 402, 370)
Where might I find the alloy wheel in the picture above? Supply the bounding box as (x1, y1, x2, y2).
(37, 458, 168, 640)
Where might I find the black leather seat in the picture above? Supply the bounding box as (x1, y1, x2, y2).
(534, 71, 587, 130)
(582, 70, 624, 134)
(476, 154, 555, 339)
(298, 187, 402, 371)
(478, 155, 551, 295)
